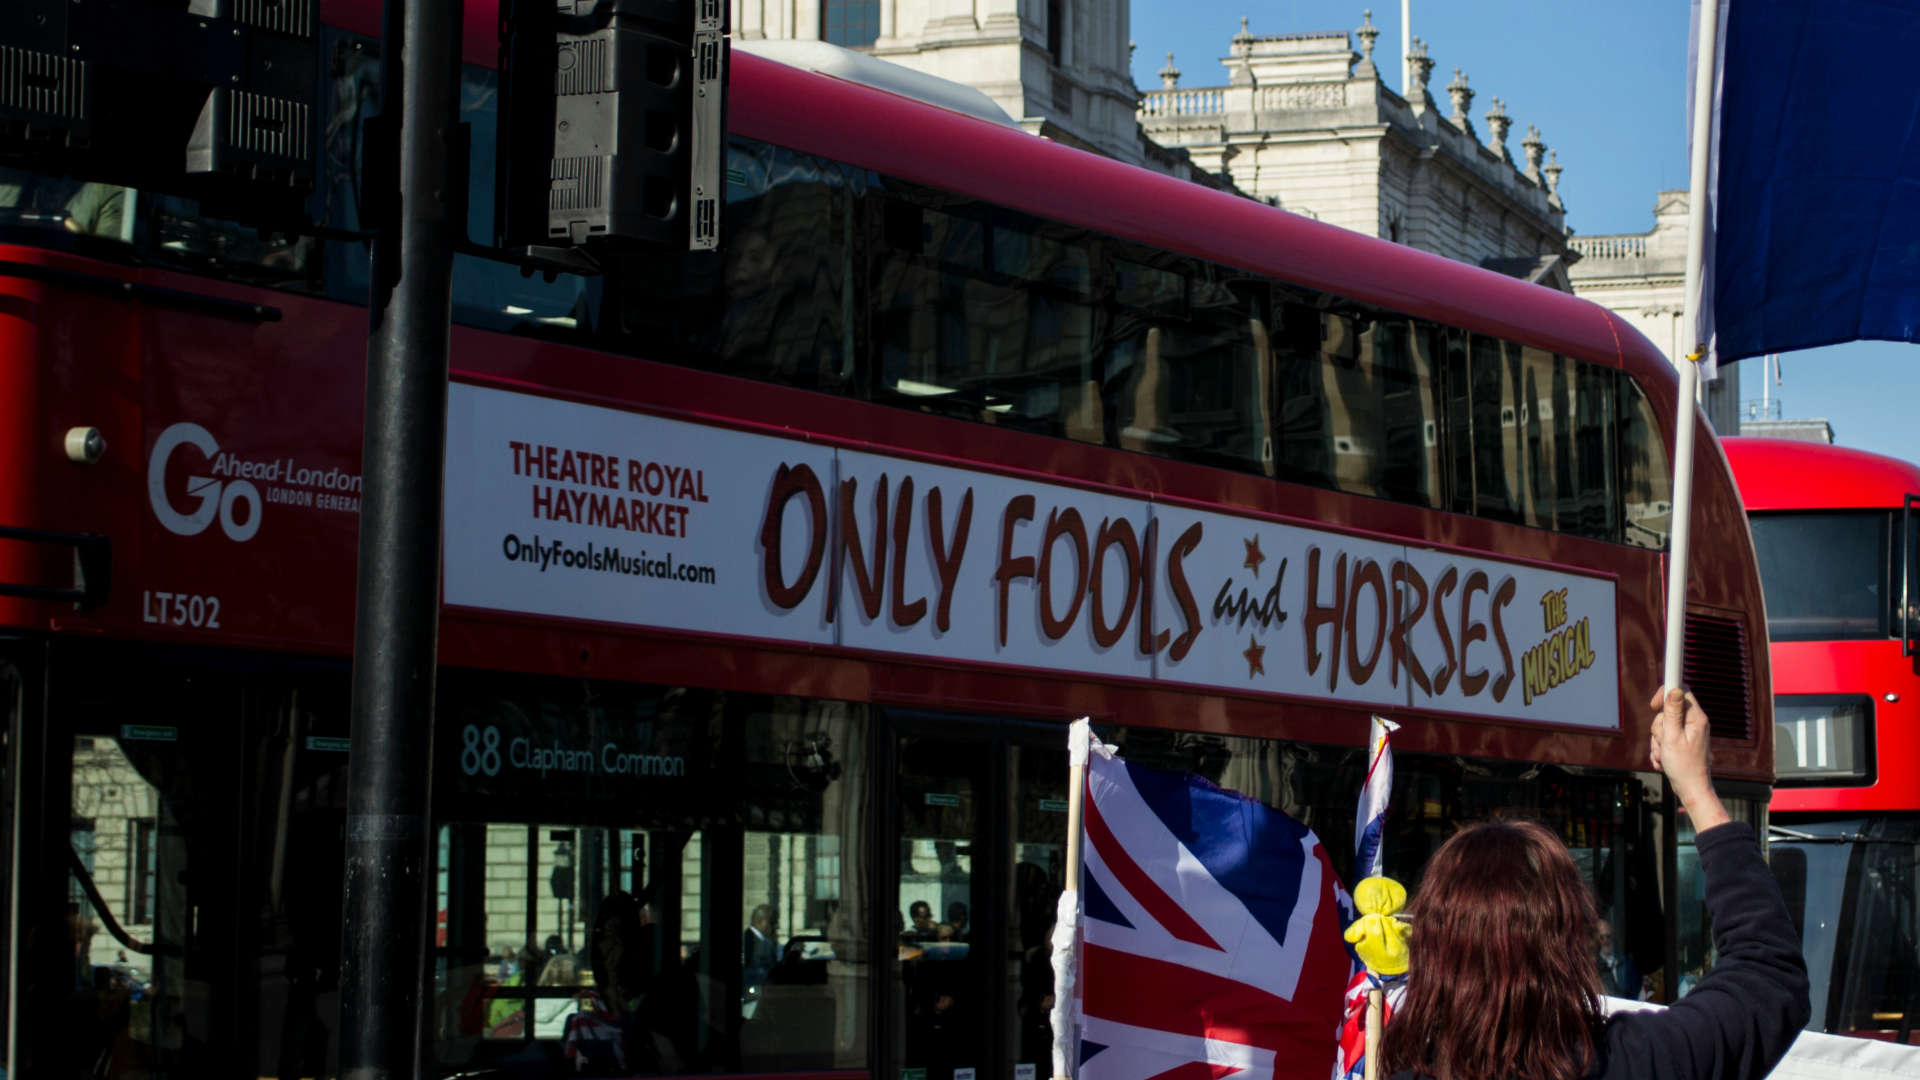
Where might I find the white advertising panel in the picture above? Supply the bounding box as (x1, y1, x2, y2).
(443, 383, 837, 642)
(445, 384, 1620, 729)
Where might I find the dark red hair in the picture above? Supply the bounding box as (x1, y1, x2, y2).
(1380, 820, 1603, 1080)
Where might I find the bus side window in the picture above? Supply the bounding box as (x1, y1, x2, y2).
(1466, 336, 1523, 525)
(1106, 263, 1273, 476)
(453, 66, 596, 333)
(603, 140, 860, 392)
(1566, 359, 1621, 541)
(875, 198, 1099, 441)
(1619, 376, 1673, 550)
(1514, 345, 1562, 531)
(1516, 349, 1617, 539)
(1294, 308, 1441, 507)
(1442, 330, 1475, 516)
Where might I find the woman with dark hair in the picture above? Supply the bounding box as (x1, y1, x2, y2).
(1382, 687, 1809, 1080)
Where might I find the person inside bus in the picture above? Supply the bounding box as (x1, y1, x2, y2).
(0, 169, 127, 239)
(906, 900, 936, 941)
(946, 901, 970, 941)
(744, 904, 780, 994)
(1381, 686, 1809, 1080)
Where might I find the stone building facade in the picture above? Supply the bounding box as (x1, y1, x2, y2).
(1137, 13, 1577, 290)
(734, 0, 1214, 179)
(1567, 190, 1742, 434)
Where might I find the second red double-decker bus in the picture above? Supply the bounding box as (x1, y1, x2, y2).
(1728, 437, 1920, 1045)
(0, 4, 1774, 1077)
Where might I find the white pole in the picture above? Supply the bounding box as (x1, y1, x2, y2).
(1052, 720, 1091, 1080)
(1761, 354, 1770, 416)
(1402, 0, 1412, 94)
(1668, 0, 1721, 690)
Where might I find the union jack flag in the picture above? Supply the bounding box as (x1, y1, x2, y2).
(1067, 734, 1351, 1080)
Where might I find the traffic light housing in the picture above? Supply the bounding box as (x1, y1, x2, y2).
(500, 0, 725, 255)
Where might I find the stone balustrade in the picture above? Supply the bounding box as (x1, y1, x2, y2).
(1139, 87, 1225, 118)
(1570, 234, 1650, 260)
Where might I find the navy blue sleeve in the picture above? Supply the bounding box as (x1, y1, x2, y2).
(1600, 822, 1810, 1080)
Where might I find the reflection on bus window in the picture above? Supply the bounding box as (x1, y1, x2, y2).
(1009, 745, 1069, 1080)
(1771, 817, 1920, 1038)
(431, 677, 875, 1076)
(38, 666, 352, 1080)
(894, 736, 983, 1080)
(1286, 310, 1439, 506)
(52, 729, 205, 1078)
(1620, 378, 1673, 550)
(740, 699, 870, 1071)
(1109, 266, 1272, 474)
(320, 30, 589, 330)
(1833, 819, 1920, 1042)
(1466, 339, 1610, 533)
(878, 199, 1100, 440)
(612, 139, 862, 393)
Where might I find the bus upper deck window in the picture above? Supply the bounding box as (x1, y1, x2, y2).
(1620, 377, 1673, 550)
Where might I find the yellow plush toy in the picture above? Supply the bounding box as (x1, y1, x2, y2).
(1343, 875, 1410, 976)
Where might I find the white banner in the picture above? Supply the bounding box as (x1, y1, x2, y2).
(444, 384, 1621, 729)
(1602, 997, 1920, 1078)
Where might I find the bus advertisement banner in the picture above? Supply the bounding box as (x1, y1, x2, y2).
(443, 384, 1620, 729)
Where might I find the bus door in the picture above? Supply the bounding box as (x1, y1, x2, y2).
(7, 640, 351, 1080)
(431, 673, 742, 1079)
(886, 713, 1069, 1080)
(2, 655, 19, 1079)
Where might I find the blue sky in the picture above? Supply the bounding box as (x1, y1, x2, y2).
(1128, 0, 1919, 464)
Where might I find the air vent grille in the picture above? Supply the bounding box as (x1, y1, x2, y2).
(1683, 612, 1753, 741)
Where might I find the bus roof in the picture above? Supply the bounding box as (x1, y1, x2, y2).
(319, 0, 1681, 398)
(1725, 437, 1920, 512)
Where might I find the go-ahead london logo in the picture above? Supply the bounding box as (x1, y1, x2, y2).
(147, 421, 363, 541)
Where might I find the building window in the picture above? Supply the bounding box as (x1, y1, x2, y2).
(130, 820, 157, 924)
(822, 0, 879, 47)
(1047, 0, 1064, 64)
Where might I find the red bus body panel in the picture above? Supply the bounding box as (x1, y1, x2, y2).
(0, 2, 1770, 784)
(1727, 436, 1920, 813)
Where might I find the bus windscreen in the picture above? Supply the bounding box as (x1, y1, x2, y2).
(1750, 512, 1893, 641)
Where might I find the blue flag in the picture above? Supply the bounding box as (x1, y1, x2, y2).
(1691, 0, 1920, 373)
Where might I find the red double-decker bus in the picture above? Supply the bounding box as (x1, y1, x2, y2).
(1727, 437, 1920, 1045)
(0, 4, 1773, 1077)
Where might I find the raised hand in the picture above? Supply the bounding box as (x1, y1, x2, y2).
(1646, 685, 1732, 832)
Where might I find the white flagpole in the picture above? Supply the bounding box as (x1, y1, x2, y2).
(1401, 0, 1412, 94)
(1668, 0, 1722, 690)
(1051, 719, 1092, 1080)
(1364, 991, 1384, 1080)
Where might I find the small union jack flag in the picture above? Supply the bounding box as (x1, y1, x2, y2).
(1066, 733, 1351, 1080)
(1335, 716, 1401, 1080)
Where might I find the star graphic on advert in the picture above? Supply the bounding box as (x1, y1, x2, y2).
(1243, 534, 1266, 576)
(1243, 635, 1266, 678)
